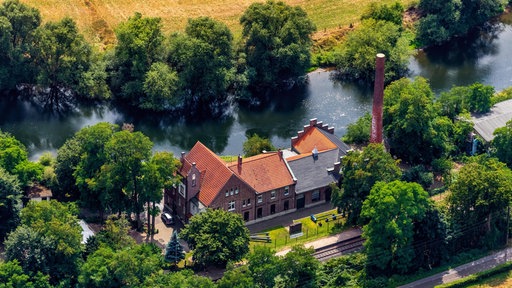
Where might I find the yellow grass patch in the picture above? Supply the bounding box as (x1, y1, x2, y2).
(16, 0, 417, 46)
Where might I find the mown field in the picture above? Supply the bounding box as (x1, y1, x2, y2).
(15, 0, 416, 46)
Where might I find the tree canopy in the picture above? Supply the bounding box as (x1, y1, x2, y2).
(240, 0, 316, 91)
(243, 133, 276, 157)
(417, 0, 506, 46)
(335, 19, 412, 83)
(332, 143, 401, 225)
(180, 208, 250, 267)
(361, 180, 431, 275)
(5, 200, 82, 284)
(383, 77, 447, 164)
(447, 156, 512, 250)
(493, 119, 512, 168)
(0, 168, 22, 240)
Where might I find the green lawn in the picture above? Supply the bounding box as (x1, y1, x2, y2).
(250, 208, 345, 251)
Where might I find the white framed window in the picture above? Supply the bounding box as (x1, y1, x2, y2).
(235, 188, 239, 195)
(230, 189, 234, 196)
(284, 186, 289, 196)
(228, 201, 235, 211)
(247, 198, 251, 206)
(191, 174, 196, 186)
(257, 195, 263, 203)
(178, 183, 186, 197)
(225, 190, 229, 197)
(243, 200, 246, 207)
(271, 190, 276, 199)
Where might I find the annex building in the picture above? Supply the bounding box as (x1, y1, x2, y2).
(164, 118, 350, 224)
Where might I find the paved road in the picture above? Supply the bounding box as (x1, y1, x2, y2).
(399, 247, 512, 288)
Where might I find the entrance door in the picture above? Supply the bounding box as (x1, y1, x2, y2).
(257, 207, 263, 218)
(296, 194, 305, 209)
(325, 187, 332, 202)
(284, 200, 289, 211)
(270, 204, 276, 214)
(244, 211, 250, 221)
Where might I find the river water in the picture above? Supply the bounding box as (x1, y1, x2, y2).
(2, 17, 512, 160)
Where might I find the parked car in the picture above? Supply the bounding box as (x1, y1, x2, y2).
(161, 212, 174, 225)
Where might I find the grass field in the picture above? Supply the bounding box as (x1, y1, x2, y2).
(250, 208, 344, 251)
(15, 0, 417, 47)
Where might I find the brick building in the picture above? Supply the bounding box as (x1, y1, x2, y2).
(164, 118, 350, 224)
(165, 142, 295, 224)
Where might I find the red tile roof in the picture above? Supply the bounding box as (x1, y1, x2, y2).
(228, 152, 294, 193)
(293, 127, 337, 154)
(180, 142, 234, 206)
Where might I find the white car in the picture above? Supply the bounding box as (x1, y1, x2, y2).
(161, 212, 174, 225)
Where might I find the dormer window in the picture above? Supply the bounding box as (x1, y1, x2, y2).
(192, 174, 196, 186)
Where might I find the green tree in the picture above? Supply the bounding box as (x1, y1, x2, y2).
(0, 168, 22, 240)
(54, 136, 82, 201)
(164, 230, 185, 264)
(0, 130, 42, 187)
(316, 253, 366, 288)
(31, 17, 92, 108)
(468, 82, 494, 113)
(417, 0, 506, 46)
(168, 17, 234, 112)
(100, 130, 153, 230)
(112, 12, 164, 107)
(280, 245, 319, 288)
(218, 265, 255, 288)
(361, 180, 431, 276)
(335, 19, 413, 83)
(5, 200, 82, 283)
(383, 77, 443, 164)
(240, 0, 316, 91)
(332, 143, 401, 225)
(0, 260, 51, 288)
(180, 208, 250, 267)
(142, 151, 181, 239)
(0, 0, 41, 89)
(73, 122, 118, 216)
(361, 1, 404, 26)
(142, 62, 178, 110)
(493, 119, 512, 168)
(242, 134, 275, 157)
(447, 156, 512, 250)
(342, 112, 371, 145)
(141, 269, 215, 288)
(247, 246, 281, 288)
(85, 215, 135, 257)
(78, 243, 163, 288)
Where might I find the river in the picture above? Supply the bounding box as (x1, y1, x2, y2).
(2, 17, 512, 160)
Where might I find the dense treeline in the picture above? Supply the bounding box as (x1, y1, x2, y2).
(1, 0, 507, 114)
(0, 0, 315, 114)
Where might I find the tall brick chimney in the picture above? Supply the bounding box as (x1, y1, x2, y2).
(371, 53, 385, 144)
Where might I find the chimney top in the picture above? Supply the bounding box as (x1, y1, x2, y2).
(237, 154, 242, 168)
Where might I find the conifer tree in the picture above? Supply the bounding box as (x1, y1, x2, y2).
(165, 230, 185, 264)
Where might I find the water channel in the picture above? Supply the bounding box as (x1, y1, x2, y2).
(2, 16, 512, 160)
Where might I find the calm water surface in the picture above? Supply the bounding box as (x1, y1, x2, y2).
(2, 18, 512, 160)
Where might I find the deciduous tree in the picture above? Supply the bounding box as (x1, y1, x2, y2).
(335, 19, 412, 83)
(361, 180, 431, 275)
(493, 119, 512, 168)
(240, 0, 316, 91)
(332, 143, 401, 225)
(0, 168, 22, 240)
(31, 17, 92, 108)
(180, 208, 250, 267)
(243, 134, 275, 157)
(5, 200, 82, 284)
(168, 17, 234, 114)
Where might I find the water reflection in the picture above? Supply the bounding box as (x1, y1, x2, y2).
(410, 21, 512, 93)
(1, 18, 512, 159)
